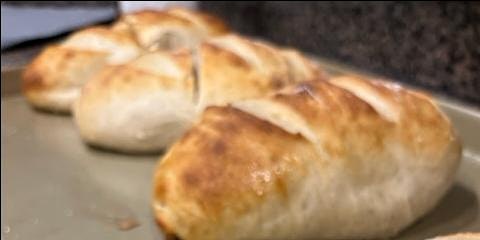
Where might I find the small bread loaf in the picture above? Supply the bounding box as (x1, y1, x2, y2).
(152, 76, 461, 240)
(22, 27, 141, 112)
(73, 34, 323, 153)
(22, 8, 229, 113)
(118, 8, 229, 51)
(195, 35, 321, 110)
(73, 50, 195, 153)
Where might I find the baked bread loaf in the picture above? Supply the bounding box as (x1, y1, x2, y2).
(118, 8, 229, 51)
(152, 76, 461, 239)
(22, 8, 229, 113)
(73, 34, 323, 153)
(73, 49, 195, 153)
(22, 26, 141, 112)
(195, 35, 321, 110)
(428, 233, 480, 240)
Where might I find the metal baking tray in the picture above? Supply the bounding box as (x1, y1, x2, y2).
(2, 62, 479, 240)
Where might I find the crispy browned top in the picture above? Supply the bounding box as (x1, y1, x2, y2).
(119, 8, 229, 35)
(272, 80, 396, 184)
(22, 45, 107, 92)
(274, 78, 455, 171)
(157, 106, 309, 205)
(153, 76, 460, 239)
(196, 41, 270, 108)
(166, 8, 230, 35)
(154, 106, 313, 235)
(197, 35, 320, 109)
(66, 26, 139, 47)
(121, 10, 194, 27)
(77, 65, 191, 122)
(328, 76, 456, 163)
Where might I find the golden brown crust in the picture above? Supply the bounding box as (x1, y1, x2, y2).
(120, 10, 195, 28)
(22, 46, 106, 91)
(169, 48, 196, 73)
(196, 35, 322, 110)
(118, 8, 229, 50)
(22, 23, 142, 112)
(80, 65, 186, 101)
(79, 51, 194, 105)
(153, 76, 461, 239)
(121, 8, 229, 35)
(73, 51, 195, 152)
(154, 106, 312, 238)
(280, 48, 326, 82)
(73, 32, 321, 153)
(67, 26, 139, 46)
(165, 7, 230, 35)
(22, 45, 109, 112)
(22, 7, 228, 113)
(197, 43, 268, 108)
(272, 80, 395, 183)
(61, 25, 141, 64)
(197, 41, 277, 109)
(329, 75, 457, 164)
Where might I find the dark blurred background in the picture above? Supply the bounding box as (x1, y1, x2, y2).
(2, 1, 479, 106)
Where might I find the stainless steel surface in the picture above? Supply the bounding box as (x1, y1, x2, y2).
(2, 68, 480, 239)
(2, 96, 164, 240)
